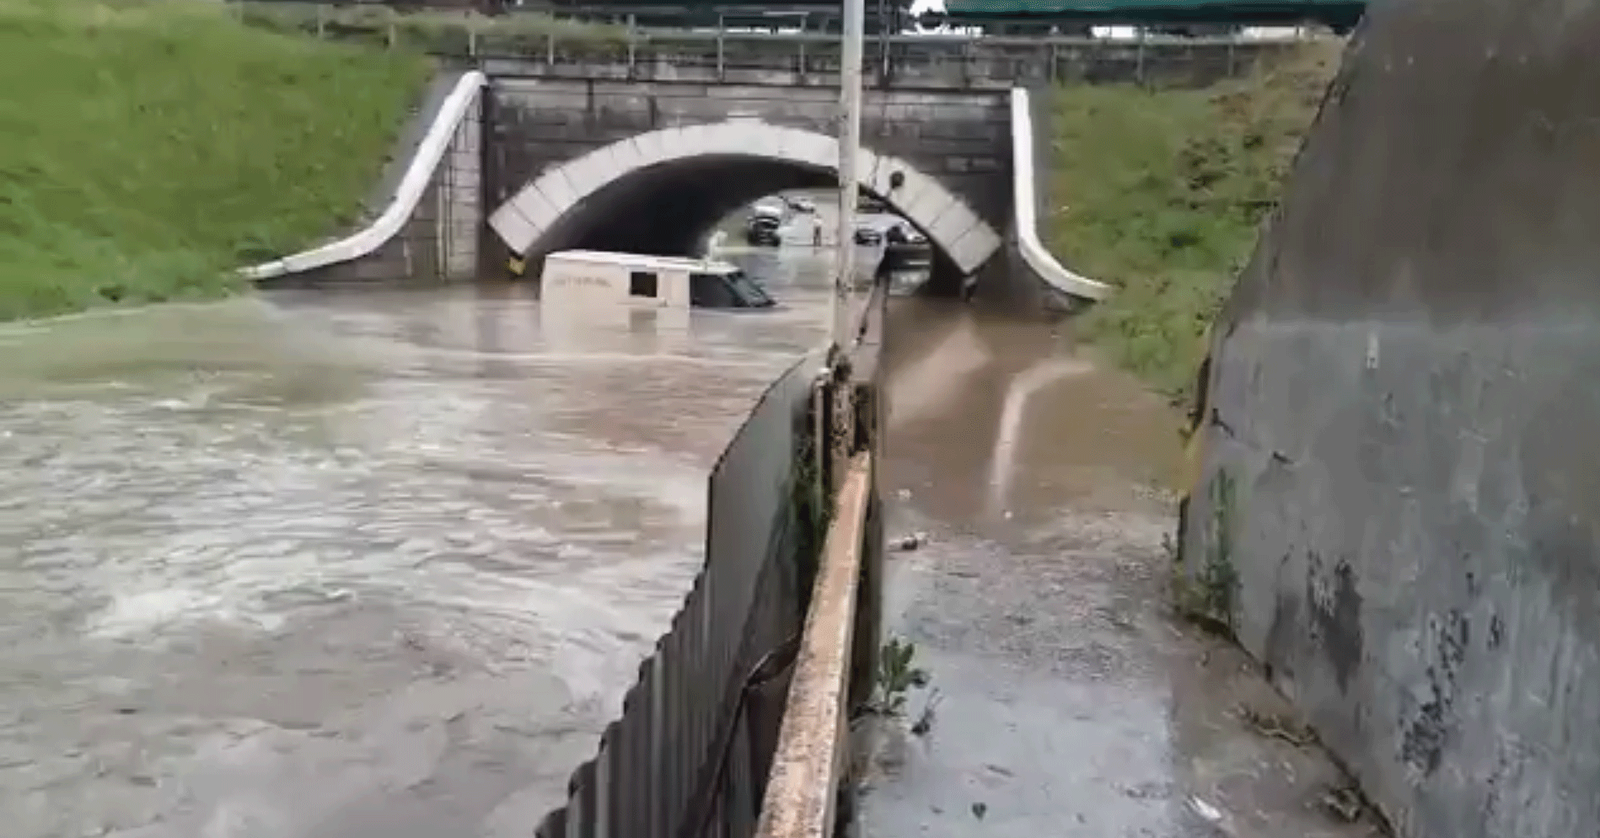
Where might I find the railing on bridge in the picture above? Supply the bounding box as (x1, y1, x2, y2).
(231, 0, 1325, 86)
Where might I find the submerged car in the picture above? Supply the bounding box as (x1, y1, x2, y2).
(746, 214, 783, 246)
(853, 225, 884, 246)
(745, 201, 787, 246)
(886, 225, 932, 267)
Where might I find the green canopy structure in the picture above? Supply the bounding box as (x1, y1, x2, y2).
(936, 0, 1364, 32)
(533, 0, 918, 33)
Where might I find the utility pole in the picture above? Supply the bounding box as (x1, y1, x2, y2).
(830, 0, 866, 351)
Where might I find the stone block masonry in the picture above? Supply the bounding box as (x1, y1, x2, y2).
(483, 75, 1012, 236)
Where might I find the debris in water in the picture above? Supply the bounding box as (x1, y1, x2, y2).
(1187, 796, 1236, 835)
(892, 532, 925, 551)
(1317, 780, 1365, 823)
(1236, 703, 1316, 747)
(910, 688, 941, 736)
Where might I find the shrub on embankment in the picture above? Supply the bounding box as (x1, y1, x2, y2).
(0, 0, 430, 321)
(236, 2, 631, 54)
(1044, 42, 1342, 401)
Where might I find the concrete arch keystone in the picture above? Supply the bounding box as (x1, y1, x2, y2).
(489, 120, 1003, 275)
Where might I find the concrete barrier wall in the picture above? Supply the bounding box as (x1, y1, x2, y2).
(1182, 2, 1600, 836)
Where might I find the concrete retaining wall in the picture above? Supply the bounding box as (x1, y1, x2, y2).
(1182, 2, 1600, 836)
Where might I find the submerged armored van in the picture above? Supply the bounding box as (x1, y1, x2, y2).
(537, 250, 777, 352)
(539, 250, 776, 312)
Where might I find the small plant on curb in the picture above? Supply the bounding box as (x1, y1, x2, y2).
(866, 636, 929, 717)
(789, 430, 830, 594)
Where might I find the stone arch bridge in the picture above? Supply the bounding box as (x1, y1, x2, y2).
(481, 72, 1010, 292)
(246, 58, 1108, 306)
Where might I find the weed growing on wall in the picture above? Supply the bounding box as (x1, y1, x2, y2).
(1173, 468, 1241, 636)
(1044, 43, 1341, 401)
(1201, 469, 1240, 618)
(788, 407, 832, 611)
(0, 0, 430, 321)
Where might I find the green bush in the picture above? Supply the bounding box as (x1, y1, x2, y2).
(1045, 43, 1341, 400)
(0, 0, 430, 321)
(237, 2, 633, 54)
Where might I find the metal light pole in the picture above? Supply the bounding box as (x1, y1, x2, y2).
(830, 0, 867, 351)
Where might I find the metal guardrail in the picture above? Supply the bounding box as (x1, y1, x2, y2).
(235, 2, 1322, 86)
(234, 0, 1323, 40)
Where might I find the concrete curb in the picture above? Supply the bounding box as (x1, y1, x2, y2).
(756, 453, 874, 838)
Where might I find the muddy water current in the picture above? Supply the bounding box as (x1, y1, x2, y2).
(0, 235, 1370, 838)
(0, 247, 852, 838)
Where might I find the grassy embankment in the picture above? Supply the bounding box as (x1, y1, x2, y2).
(0, 0, 433, 322)
(1043, 43, 1342, 401)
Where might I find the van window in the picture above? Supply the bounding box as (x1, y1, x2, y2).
(629, 271, 658, 298)
(724, 270, 775, 308)
(690, 272, 739, 308)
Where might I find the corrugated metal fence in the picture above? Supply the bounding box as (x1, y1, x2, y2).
(533, 352, 826, 838)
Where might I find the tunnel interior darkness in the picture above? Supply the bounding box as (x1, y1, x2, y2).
(527, 155, 965, 289)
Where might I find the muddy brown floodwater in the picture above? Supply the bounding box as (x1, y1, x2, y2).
(864, 298, 1384, 838)
(0, 233, 1371, 838)
(0, 247, 851, 838)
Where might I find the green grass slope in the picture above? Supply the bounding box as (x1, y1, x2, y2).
(1044, 44, 1341, 400)
(0, 0, 430, 321)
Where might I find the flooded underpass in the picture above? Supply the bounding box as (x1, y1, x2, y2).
(864, 299, 1382, 838)
(0, 252, 840, 838)
(0, 229, 1376, 838)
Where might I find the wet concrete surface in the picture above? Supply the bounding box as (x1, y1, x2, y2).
(0, 248, 857, 838)
(861, 299, 1383, 838)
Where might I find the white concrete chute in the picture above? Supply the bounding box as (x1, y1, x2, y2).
(240, 71, 488, 282)
(488, 121, 1003, 275)
(1008, 88, 1111, 302)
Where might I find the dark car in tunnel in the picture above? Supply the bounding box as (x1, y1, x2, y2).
(745, 200, 786, 246)
(746, 214, 783, 247)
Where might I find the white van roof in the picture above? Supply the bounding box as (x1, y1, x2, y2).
(546, 250, 740, 275)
